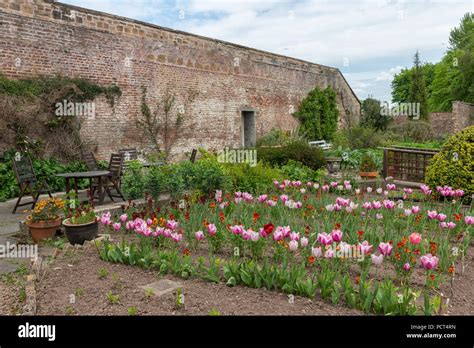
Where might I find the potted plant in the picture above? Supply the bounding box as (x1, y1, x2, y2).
(359, 154, 378, 178)
(26, 198, 64, 243)
(62, 203, 99, 245)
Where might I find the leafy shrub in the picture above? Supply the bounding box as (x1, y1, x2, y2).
(387, 120, 436, 141)
(425, 126, 474, 200)
(257, 127, 307, 147)
(293, 86, 338, 141)
(359, 155, 378, 172)
(331, 126, 386, 150)
(257, 141, 326, 170)
(224, 162, 282, 193)
(280, 160, 324, 182)
(121, 161, 145, 200)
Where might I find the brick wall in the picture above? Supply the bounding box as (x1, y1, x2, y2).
(0, 0, 361, 160)
(430, 101, 474, 136)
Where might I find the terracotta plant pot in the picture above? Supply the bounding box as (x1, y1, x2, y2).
(360, 171, 379, 178)
(63, 218, 99, 245)
(27, 218, 62, 243)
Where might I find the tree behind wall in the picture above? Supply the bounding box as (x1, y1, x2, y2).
(409, 51, 429, 120)
(293, 86, 338, 141)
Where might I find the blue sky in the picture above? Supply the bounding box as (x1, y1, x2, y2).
(61, 0, 472, 102)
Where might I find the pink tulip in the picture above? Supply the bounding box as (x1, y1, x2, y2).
(230, 225, 244, 235)
(403, 188, 413, 194)
(266, 200, 277, 207)
(143, 228, 152, 237)
(403, 263, 411, 271)
(154, 227, 164, 236)
(378, 242, 393, 256)
(371, 254, 384, 266)
(171, 233, 182, 243)
(207, 223, 217, 236)
(437, 213, 447, 222)
(363, 202, 372, 210)
(163, 228, 172, 238)
(386, 183, 396, 191)
(409, 232, 421, 245)
(167, 220, 179, 231)
(113, 222, 121, 231)
(322, 185, 329, 192)
(257, 194, 268, 203)
(300, 237, 308, 247)
(146, 218, 153, 226)
(119, 214, 128, 223)
(447, 222, 456, 229)
(280, 195, 289, 203)
(366, 187, 373, 193)
(465, 216, 474, 225)
(288, 240, 298, 251)
(439, 222, 448, 229)
(250, 231, 260, 242)
(427, 210, 438, 220)
(125, 220, 135, 230)
(289, 232, 300, 241)
(215, 190, 222, 202)
(330, 229, 343, 242)
(242, 229, 251, 240)
(235, 191, 242, 198)
(372, 201, 382, 210)
(312, 246, 322, 258)
(273, 230, 283, 241)
(455, 189, 464, 197)
(420, 254, 439, 270)
(376, 213, 383, 219)
(411, 206, 420, 214)
(195, 231, 204, 241)
(330, 181, 338, 188)
(383, 200, 395, 209)
(358, 241, 372, 255)
(317, 233, 333, 246)
(420, 184, 432, 195)
(100, 212, 112, 225)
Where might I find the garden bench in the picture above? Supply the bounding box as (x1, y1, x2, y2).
(308, 140, 332, 150)
(11, 154, 52, 214)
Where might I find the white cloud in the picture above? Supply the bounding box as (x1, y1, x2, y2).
(376, 66, 403, 81)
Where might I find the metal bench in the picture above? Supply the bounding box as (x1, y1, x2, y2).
(308, 140, 332, 150)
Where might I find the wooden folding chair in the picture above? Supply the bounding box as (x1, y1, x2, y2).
(12, 155, 52, 214)
(102, 153, 125, 202)
(83, 152, 99, 171)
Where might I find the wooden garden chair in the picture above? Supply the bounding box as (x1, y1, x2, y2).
(100, 153, 125, 202)
(12, 155, 52, 214)
(118, 148, 138, 173)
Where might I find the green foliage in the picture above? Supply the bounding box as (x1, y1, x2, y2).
(409, 51, 429, 120)
(293, 87, 339, 141)
(359, 154, 378, 172)
(391, 63, 435, 106)
(121, 161, 146, 200)
(224, 162, 282, 194)
(0, 75, 121, 106)
(279, 160, 324, 182)
(257, 127, 307, 147)
(331, 126, 386, 150)
(425, 126, 474, 200)
(361, 97, 390, 131)
(257, 141, 326, 170)
(448, 13, 474, 51)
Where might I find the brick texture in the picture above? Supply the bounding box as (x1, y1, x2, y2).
(0, 0, 361, 159)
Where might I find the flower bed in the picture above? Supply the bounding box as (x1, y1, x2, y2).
(97, 180, 473, 315)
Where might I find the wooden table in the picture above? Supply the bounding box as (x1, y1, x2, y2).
(56, 170, 110, 205)
(142, 162, 166, 167)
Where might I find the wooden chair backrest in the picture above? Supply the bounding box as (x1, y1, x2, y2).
(118, 148, 138, 161)
(83, 152, 99, 171)
(190, 149, 197, 163)
(108, 153, 124, 179)
(12, 155, 37, 186)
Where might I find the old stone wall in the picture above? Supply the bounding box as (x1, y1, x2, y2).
(0, 0, 360, 159)
(430, 101, 474, 136)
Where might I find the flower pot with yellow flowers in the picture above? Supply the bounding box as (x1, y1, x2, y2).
(26, 198, 64, 243)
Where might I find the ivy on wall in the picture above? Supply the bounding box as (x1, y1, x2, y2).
(293, 86, 339, 141)
(0, 75, 121, 161)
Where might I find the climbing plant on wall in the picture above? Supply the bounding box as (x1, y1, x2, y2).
(0, 75, 121, 161)
(293, 86, 339, 141)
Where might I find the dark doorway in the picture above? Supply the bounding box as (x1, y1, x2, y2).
(242, 110, 256, 148)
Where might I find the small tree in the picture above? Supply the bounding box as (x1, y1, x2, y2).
(293, 86, 338, 141)
(361, 96, 390, 131)
(138, 86, 194, 160)
(409, 51, 429, 120)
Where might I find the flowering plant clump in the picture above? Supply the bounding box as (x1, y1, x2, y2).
(28, 197, 64, 222)
(96, 178, 473, 315)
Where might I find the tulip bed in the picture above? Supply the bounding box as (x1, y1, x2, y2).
(97, 180, 473, 315)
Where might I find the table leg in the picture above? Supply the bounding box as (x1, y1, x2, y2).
(98, 176, 104, 205)
(65, 178, 71, 195)
(74, 178, 79, 195)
